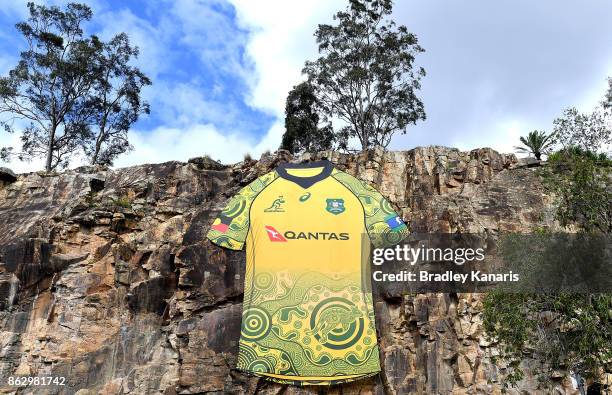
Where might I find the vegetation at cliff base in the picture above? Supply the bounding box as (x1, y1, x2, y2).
(483, 292, 612, 389)
(544, 149, 611, 234)
(485, 81, 612, 390)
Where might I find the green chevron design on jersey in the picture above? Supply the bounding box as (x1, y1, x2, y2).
(206, 171, 278, 250)
(331, 169, 409, 248)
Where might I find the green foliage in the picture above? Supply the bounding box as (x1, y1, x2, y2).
(302, 0, 426, 151)
(84, 33, 151, 166)
(483, 292, 612, 389)
(112, 195, 131, 208)
(551, 107, 611, 154)
(486, 82, 612, 389)
(540, 92, 611, 233)
(281, 81, 334, 154)
(514, 130, 554, 160)
(0, 2, 97, 171)
(604, 77, 611, 110)
(541, 148, 611, 233)
(547, 146, 611, 165)
(489, 154, 611, 386)
(0, 2, 149, 170)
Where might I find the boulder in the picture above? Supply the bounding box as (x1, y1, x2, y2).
(0, 167, 17, 183)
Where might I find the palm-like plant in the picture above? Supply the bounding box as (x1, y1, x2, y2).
(514, 130, 555, 160)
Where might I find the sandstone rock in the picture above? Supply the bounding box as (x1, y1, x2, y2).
(187, 155, 226, 170)
(513, 156, 542, 168)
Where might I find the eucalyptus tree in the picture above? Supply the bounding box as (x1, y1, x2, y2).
(301, 0, 426, 151)
(281, 81, 334, 154)
(0, 2, 150, 170)
(0, 3, 98, 171)
(85, 33, 151, 166)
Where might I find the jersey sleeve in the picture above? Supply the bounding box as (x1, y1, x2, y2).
(332, 170, 409, 248)
(207, 171, 278, 250)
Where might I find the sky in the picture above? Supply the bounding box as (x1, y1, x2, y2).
(0, 0, 611, 172)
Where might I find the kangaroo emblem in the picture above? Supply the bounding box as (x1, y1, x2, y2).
(307, 306, 362, 343)
(264, 196, 285, 212)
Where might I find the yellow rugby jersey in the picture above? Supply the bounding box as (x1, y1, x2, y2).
(207, 160, 409, 386)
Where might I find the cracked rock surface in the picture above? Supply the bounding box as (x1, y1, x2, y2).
(0, 147, 571, 394)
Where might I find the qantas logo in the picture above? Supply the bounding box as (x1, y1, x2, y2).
(264, 225, 349, 241)
(265, 226, 288, 242)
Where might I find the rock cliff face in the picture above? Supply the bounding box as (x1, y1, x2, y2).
(0, 147, 566, 394)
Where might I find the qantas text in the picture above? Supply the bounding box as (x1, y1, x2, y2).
(264, 225, 349, 242)
(284, 231, 349, 241)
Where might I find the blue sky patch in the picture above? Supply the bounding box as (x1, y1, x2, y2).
(0, 0, 275, 143)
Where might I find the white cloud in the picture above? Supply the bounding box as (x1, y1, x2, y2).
(153, 81, 236, 127)
(0, 5, 171, 173)
(4, 0, 612, 174)
(390, 0, 612, 155)
(0, 129, 44, 173)
(106, 0, 348, 167)
(575, 71, 612, 113)
(2, 1, 351, 172)
(457, 119, 526, 155)
(89, 1, 291, 166)
(229, 0, 344, 116)
(12, 0, 608, 171)
(113, 122, 283, 168)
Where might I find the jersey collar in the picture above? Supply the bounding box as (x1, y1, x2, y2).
(276, 159, 334, 189)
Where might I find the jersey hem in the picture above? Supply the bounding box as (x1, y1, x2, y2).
(206, 235, 244, 250)
(234, 368, 381, 386)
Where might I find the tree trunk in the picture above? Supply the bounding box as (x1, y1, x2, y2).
(45, 125, 56, 172)
(90, 129, 104, 165)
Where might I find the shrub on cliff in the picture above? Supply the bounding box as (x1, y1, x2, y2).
(484, 292, 612, 390)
